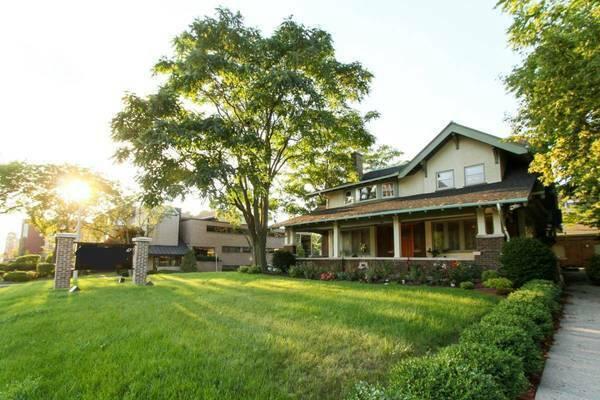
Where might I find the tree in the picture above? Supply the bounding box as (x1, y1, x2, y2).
(181, 249, 197, 272)
(498, 0, 600, 226)
(112, 8, 376, 268)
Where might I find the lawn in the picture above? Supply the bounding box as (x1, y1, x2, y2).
(0, 273, 497, 399)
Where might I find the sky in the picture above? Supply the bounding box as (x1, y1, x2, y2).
(0, 0, 520, 252)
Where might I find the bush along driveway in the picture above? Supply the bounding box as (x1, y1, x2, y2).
(535, 283, 600, 400)
(350, 280, 562, 400)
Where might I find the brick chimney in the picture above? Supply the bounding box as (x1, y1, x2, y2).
(352, 152, 364, 179)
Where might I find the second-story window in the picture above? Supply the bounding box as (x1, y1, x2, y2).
(359, 185, 377, 201)
(436, 170, 454, 190)
(345, 190, 353, 204)
(465, 164, 485, 186)
(382, 182, 395, 198)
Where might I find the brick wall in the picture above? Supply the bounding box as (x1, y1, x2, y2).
(132, 237, 151, 285)
(54, 233, 76, 289)
(474, 236, 505, 269)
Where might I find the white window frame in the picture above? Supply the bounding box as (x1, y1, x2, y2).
(382, 182, 395, 198)
(464, 163, 485, 186)
(358, 185, 377, 201)
(344, 190, 354, 204)
(436, 170, 455, 190)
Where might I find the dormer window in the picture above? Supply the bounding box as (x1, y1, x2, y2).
(359, 185, 377, 201)
(465, 164, 485, 186)
(436, 170, 454, 190)
(344, 190, 353, 204)
(382, 183, 395, 198)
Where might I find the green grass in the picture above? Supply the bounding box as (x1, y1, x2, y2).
(0, 273, 497, 399)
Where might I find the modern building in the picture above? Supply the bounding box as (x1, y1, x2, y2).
(275, 122, 561, 270)
(18, 222, 44, 256)
(2, 232, 18, 261)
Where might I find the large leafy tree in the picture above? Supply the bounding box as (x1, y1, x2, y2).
(498, 0, 600, 226)
(112, 9, 376, 268)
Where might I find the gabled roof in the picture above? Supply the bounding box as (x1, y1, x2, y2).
(313, 122, 528, 195)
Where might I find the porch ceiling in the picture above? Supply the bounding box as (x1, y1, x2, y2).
(275, 168, 536, 228)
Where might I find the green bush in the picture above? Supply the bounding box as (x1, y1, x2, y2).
(0, 263, 12, 272)
(483, 277, 513, 294)
(459, 281, 474, 289)
(500, 238, 557, 286)
(335, 271, 351, 281)
(585, 254, 600, 285)
(481, 269, 499, 282)
(271, 250, 296, 273)
(238, 265, 250, 273)
(347, 381, 388, 400)
(181, 250, 197, 272)
(440, 342, 528, 399)
(460, 321, 543, 375)
(45, 253, 55, 263)
(448, 262, 481, 284)
(388, 353, 506, 400)
(247, 265, 262, 274)
(288, 265, 305, 278)
(36, 262, 55, 278)
(3, 271, 38, 282)
(9, 254, 41, 271)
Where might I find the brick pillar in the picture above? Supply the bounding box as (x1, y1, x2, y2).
(474, 235, 505, 269)
(54, 233, 77, 289)
(132, 237, 152, 285)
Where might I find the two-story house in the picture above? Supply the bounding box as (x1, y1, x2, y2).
(275, 122, 561, 269)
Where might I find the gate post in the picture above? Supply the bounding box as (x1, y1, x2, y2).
(54, 233, 77, 289)
(132, 237, 152, 285)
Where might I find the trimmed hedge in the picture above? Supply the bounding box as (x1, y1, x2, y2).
(9, 254, 41, 271)
(36, 263, 55, 278)
(3, 271, 38, 282)
(500, 238, 557, 286)
(381, 279, 561, 400)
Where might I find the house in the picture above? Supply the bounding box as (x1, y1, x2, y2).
(275, 122, 561, 270)
(552, 223, 600, 268)
(147, 209, 284, 271)
(18, 221, 44, 256)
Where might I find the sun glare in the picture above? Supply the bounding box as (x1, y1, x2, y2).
(59, 179, 92, 203)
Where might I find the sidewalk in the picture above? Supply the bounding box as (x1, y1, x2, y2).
(535, 282, 600, 400)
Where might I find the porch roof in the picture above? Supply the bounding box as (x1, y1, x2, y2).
(275, 168, 537, 228)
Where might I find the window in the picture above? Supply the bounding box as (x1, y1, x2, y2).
(382, 183, 394, 198)
(463, 219, 477, 250)
(345, 190, 353, 204)
(358, 185, 377, 201)
(207, 225, 247, 234)
(465, 164, 485, 186)
(431, 219, 477, 252)
(193, 246, 215, 257)
(156, 256, 181, 267)
(222, 246, 251, 253)
(436, 170, 454, 189)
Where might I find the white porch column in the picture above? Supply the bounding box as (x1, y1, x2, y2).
(332, 221, 340, 258)
(492, 208, 503, 235)
(476, 208, 487, 236)
(285, 227, 296, 246)
(369, 226, 376, 256)
(393, 215, 401, 258)
(327, 230, 334, 258)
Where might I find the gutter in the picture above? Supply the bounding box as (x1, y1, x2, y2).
(281, 197, 529, 227)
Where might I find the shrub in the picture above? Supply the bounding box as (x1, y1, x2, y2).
(271, 250, 296, 273)
(9, 254, 41, 271)
(500, 238, 557, 286)
(36, 262, 55, 278)
(288, 265, 305, 278)
(247, 265, 262, 274)
(585, 254, 600, 285)
(301, 261, 321, 279)
(483, 277, 513, 294)
(481, 269, 499, 282)
(335, 271, 350, 281)
(181, 250, 197, 272)
(460, 322, 543, 375)
(45, 253, 55, 263)
(479, 311, 544, 342)
(459, 281, 474, 290)
(347, 381, 388, 400)
(388, 353, 506, 400)
(237, 265, 250, 273)
(440, 342, 528, 399)
(3, 271, 37, 282)
(0, 263, 12, 272)
(447, 262, 481, 284)
(320, 272, 335, 281)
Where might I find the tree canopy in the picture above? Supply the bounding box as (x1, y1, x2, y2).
(499, 0, 600, 226)
(112, 8, 377, 267)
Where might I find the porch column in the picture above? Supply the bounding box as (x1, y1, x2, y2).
(327, 230, 334, 258)
(54, 233, 77, 289)
(132, 237, 151, 285)
(393, 215, 401, 258)
(476, 208, 487, 236)
(332, 221, 340, 258)
(369, 226, 376, 256)
(492, 208, 503, 235)
(285, 227, 296, 246)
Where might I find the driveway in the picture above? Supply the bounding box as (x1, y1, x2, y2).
(536, 278, 600, 400)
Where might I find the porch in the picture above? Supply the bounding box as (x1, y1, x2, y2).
(284, 206, 511, 267)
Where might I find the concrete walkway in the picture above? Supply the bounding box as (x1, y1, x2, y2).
(536, 282, 600, 400)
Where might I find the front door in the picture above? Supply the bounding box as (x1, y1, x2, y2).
(401, 222, 426, 257)
(376, 225, 394, 257)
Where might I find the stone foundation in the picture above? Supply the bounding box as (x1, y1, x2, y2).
(132, 237, 151, 285)
(54, 233, 77, 289)
(474, 235, 505, 269)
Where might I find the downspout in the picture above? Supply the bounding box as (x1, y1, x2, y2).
(497, 203, 510, 241)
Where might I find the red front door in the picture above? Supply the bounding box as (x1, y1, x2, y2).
(401, 222, 426, 257)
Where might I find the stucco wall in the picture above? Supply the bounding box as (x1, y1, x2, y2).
(151, 211, 180, 246)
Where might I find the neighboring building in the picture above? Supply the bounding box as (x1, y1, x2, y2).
(553, 223, 600, 268)
(180, 213, 284, 270)
(2, 232, 18, 261)
(275, 122, 561, 270)
(147, 209, 284, 271)
(18, 221, 44, 255)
